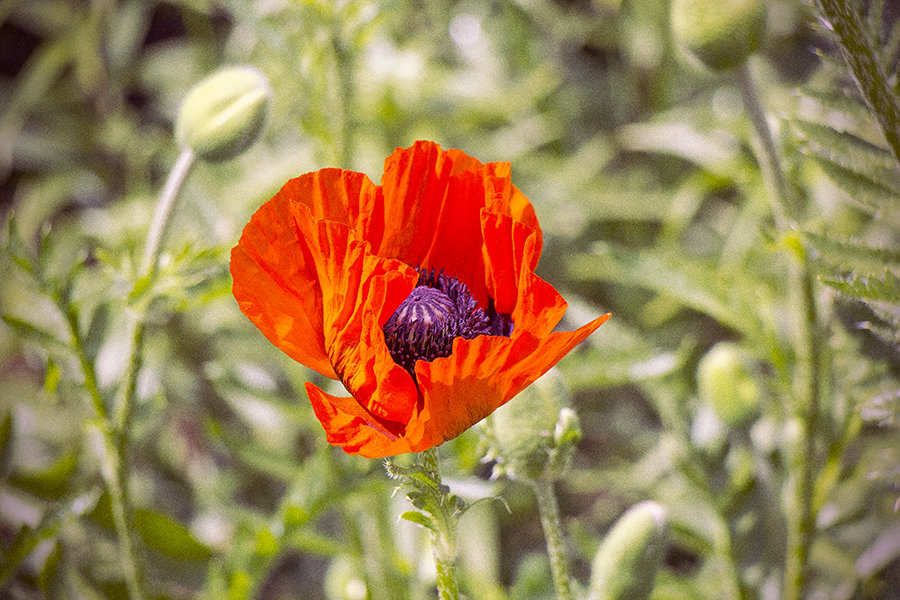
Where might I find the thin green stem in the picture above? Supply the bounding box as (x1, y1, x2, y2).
(60, 300, 145, 600)
(531, 478, 574, 600)
(118, 147, 195, 445)
(420, 448, 460, 600)
(331, 18, 355, 167)
(140, 147, 195, 276)
(737, 62, 822, 600)
(85, 146, 194, 600)
(736, 65, 790, 227)
(98, 425, 146, 600)
(63, 303, 107, 421)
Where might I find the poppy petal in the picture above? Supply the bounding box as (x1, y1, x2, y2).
(232, 194, 420, 424)
(305, 382, 439, 458)
(480, 210, 567, 336)
(299, 213, 421, 425)
(275, 168, 385, 243)
(414, 313, 610, 444)
(378, 142, 541, 304)
(231, 194, 336, 378)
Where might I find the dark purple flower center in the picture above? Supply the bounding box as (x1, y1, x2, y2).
(383, 269, 512, 375)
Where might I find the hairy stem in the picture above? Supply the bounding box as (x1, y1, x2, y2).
(61, 302, 144, 600)
(94, 146, 194, 600)
(532, 478, 574, 600)
(118, 148, 195, 445)
(737, 62, 822, 600)
(420, 448, 460, 600)
(140, 148, 195, 276)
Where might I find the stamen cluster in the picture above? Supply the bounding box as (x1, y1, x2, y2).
(383, 269, 493, 374)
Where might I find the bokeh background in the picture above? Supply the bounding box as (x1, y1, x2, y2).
(1, 0, 899, 599)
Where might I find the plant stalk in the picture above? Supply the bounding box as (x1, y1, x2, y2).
(61, 302, 145, 600)
(421, 448, 460, 600)
(531, 478, 574, 600)
(102, 146, 194, 600)
(140, 148, 195, 277)
(737, 62, 822, 600)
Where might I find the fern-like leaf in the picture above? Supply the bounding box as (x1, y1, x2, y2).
(820, 269, 900, 303)
(804, 231, 900, 272)
(794, 120, 900, 214)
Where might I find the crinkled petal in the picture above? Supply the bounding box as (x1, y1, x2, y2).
(305, 382, 438, 458)
(413, 314, 610, 445)
(480, 210, 567, 335)
(232, 194, 420, 424)
(231, 193, 336, 378)
(275, 167, 384, 242)
(377, 141, 541, 304)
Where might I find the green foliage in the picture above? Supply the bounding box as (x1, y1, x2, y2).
(1, 0, 898, 599)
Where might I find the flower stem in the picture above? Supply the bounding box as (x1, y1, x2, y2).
(140, 148, 195, 277)
(60, 301, 145, 600)
(117, 147, 195, 443)
(420, 448, 460, 600)
(331, 18, 355, 168)
(96, 146, 194, 600)
(531, 478, 574, 600)
(737, 62, 822, 600)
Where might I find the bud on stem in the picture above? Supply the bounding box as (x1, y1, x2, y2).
(587, 501, 669, 600)
(175, 65, 272, 162)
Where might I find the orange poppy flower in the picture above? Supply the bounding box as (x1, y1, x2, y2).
(230, 141, 609, 458)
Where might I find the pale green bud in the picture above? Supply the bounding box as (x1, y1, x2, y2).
(670, 0, 767, 71)
(481, 370, 581, 481)
(175, 65, 272, 162)
(697, 342, 761, 426)
(587, 502, 669, 600)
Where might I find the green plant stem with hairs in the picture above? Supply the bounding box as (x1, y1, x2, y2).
(420, 448, 460, 600)
(531, 478, 575, 600)
(61, 300, 145, 600)
(737, 63, 823, 600)
(74, 146, 195, 600)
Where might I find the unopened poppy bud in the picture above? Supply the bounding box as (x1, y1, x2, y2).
(587, 501, 668, 600)
(697, 342, 761, 426)
(670, 0, 767, 71)
(175, 65, 271, 162)
(482, 369, 580, 481)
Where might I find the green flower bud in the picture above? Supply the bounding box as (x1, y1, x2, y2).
(587, 502, 669, 600)
(697, 342, 761, 426)
(670, 0, 767, 71)
(175, 65, 272, 162)
(481, 370, 581, 481)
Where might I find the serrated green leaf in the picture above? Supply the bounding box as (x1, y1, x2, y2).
(820, 269, 900, 303)
(134, 507, 212, 561)
(9, 451, 79, 500)
(399, 510, 435, 531)
(810, 155, 899, 214)
(795, 120, 900, 196)
(804, 231, 900, 272)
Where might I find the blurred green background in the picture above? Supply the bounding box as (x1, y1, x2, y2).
(1, 0, 898, 599)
